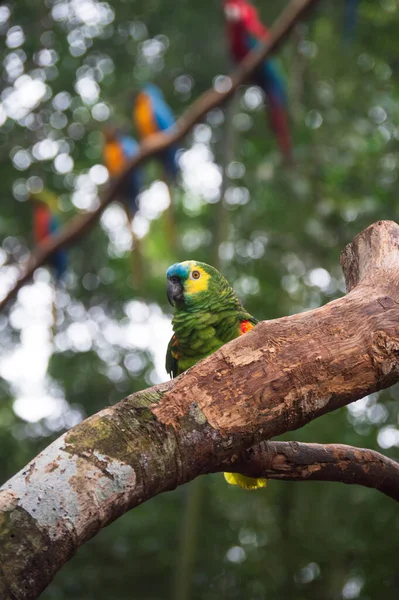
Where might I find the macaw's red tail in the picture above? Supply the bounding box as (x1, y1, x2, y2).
(267, 98, 293, 165)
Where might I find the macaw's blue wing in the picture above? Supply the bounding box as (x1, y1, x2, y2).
(261, 59, 288, 107)
(244, 31, 260, 52)
(121, 135, 139, 158)
(147, 92, 179, 179)
(243, 32, 287, 105)
(120, 135, 143, 215)
(144, 84, 176, 132)
(52, 249, 68, 280)
(49, 213, 60, 236)
(153, 98, 175, 132)
(49, 214, 68, 280)
(253, 60, 292, 161)
(140, 84, 180, 180)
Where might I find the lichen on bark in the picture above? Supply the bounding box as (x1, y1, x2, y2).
(0, 504, 64, 600)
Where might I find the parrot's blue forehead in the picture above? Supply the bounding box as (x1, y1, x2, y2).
(166, 262, 191, 280)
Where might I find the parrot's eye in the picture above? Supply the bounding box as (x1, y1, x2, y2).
(191, 270, 201, 280)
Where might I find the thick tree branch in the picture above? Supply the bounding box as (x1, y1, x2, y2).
(1, 220, 399, 599)
(0, 0, 321, 313)
(219, 441, 399, 502)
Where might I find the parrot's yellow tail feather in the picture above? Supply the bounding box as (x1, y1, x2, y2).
(224, 472, 267, 490)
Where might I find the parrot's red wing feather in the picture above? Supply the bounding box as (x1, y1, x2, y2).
(240, 320, 255, 335)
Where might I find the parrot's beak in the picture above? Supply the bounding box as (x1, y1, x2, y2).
(167, 278, 184, 306)
(224, 5, 241, 21)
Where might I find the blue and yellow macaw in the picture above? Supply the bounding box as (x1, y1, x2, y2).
(102, 126, 143, 218)
(30, 189, 67, 280)
(133, 83, 179, 182)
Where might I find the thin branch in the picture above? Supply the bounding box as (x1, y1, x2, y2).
(218, 441, 399, 502)
(0, 0, 321, 313)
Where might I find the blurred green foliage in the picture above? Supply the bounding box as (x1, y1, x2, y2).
(0, 0, 399, 599)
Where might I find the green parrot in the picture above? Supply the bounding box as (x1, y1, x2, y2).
(166, 260, 267, 491)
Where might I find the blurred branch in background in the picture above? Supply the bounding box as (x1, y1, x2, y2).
(221, 441, 399, 503)
(0, 0, 321, 314)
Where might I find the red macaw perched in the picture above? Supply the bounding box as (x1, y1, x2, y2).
(30, 190, 67, 280)
(224, 0, 292, 162)
(102, 126, 143, 218)
(133, 83, 179, 182)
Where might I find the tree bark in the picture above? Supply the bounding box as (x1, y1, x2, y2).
(220, 441, 399, 502)
(1, 220, 399, 598)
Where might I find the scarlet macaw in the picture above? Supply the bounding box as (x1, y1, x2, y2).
(224, 0, 292, 162)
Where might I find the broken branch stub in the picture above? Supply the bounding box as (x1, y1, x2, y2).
(340, 220, 399, 292)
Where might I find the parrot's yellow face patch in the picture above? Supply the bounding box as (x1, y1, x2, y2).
(181, 261, 211, 296)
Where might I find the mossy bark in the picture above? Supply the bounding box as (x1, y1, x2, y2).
(0, 387, 232, 599)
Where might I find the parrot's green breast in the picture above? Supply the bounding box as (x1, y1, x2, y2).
(166, 307, 256, 377)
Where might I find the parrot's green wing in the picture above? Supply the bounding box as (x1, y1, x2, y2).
(166, 334, 179, 378)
